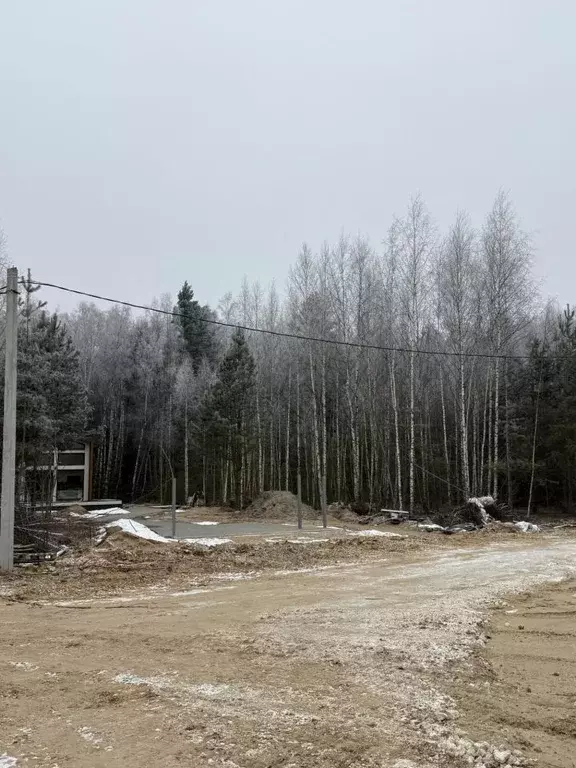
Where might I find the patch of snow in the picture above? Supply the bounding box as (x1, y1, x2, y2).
(313, 525, 342, 530)
(9, 661, 38, 671)
(209, 572, 256, 581)
(105, 518, 171, 543)
(287, 538, 330, 544)
(181, 538, 232, 547)
(418, 523, 445, 532)
(349, 529, 404, 538)
(115, 673, 162, 686)
(195, 683, 231, 697)
(0, 755, 18, 768)
(514, 521, 540, 533)
(193, 521, 220, 526)
(71, 507, 124, 519)
(170, 586, 236, 597)
(77, 726, 102, 746)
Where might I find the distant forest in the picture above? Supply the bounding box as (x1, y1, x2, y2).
(3, 192, 576, 514)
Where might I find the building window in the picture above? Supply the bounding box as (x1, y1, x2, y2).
(56, 470, 84, 501)
(58, 453, 85, 467)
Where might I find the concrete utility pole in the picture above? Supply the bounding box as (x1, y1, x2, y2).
(0, 267, 18, 571)
(171, 476, 177, 539)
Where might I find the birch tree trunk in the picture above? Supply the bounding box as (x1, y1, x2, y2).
(309, 348, 323, 516)
(184, 395, 189, 503)
(459, 352, 470, 500)
(285, 369, 291, 492)
(320, 351, 328, 525)
(505, 360, 513, 507)
(409, 348, 415, 514)
(439, 367, 452, 505)
(256, 389, 263, 494)
(390, 353, 403, 510)
(493, 345, 501, 500)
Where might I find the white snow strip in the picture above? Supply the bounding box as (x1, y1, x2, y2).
(313, 525, 342, 530)
(193, 521, 220, 526)
(115, 674, 233, 700)
(105, 518, 231, 546)
(349, 529, 404, 539)
(105, 518, 171, 542)
(52, 585, 237, 607)
(0, 755, 18, 768)
(418, 523, 445, 532)
(287, 538, 330, 544)
(71, 507, 125, 519)
(181, 537, 232, 547)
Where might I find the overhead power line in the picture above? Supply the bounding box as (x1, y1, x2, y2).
(30, 278, 557, 362)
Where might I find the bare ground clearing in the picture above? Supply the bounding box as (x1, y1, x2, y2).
(1, 532, 576, 767)
(455, 578, 576, 768)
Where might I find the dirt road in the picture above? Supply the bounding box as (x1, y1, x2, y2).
(1, 538, 575, 768)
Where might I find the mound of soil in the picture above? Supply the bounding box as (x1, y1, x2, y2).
(243, 491, 319, 521)
(63, 504, 87, 516)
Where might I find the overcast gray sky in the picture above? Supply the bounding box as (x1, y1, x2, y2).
(0, 0, 574, 313)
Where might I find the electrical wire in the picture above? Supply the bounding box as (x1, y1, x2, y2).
(28, 278, 564, 362)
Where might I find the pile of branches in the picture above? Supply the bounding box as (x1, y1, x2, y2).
(434, 496, 512, 530)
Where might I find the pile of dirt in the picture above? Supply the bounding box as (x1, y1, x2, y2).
(62, 504, 87, 516)
(244, 491, 319, 520)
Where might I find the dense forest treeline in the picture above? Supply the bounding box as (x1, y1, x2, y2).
(4, 192, 576, 514)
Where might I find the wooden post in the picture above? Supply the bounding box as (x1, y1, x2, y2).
(0, 268, 18, 571)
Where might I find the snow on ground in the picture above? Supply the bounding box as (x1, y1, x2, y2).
(0, 756, 18, 768)
(105, 518, 173, 543)
(514, 521, 540, 533)
(286, 538, 330, 544)
(193, 521, 220, 526)
(349, 529, 404, 538)
(71, 507, 125, 519)
(104, 519, 231, 546)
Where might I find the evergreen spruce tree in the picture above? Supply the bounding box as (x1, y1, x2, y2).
(176, 281, 216, 373)
(11, 288, 91, 506)
(201, 329, 256, 505)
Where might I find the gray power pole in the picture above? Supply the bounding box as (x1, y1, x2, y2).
(0, 267, 18, 571)
(171, 476, 177, 539)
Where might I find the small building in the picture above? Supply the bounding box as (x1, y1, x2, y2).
(25, 442, 122, 513)
(51, 442, 94, 503)
(31, 442, 94, 503)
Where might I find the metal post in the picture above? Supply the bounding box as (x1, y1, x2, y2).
(297, 473, 302, 530)
(0, 268, 18, 571)
(171, 476, 177, 539)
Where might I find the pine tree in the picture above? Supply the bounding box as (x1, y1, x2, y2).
(176, 281, 216, 373)
(13, 303, 91, 506)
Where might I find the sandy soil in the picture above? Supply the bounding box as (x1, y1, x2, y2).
(1, 535, 576, 768)
(455, 579, 576, 768)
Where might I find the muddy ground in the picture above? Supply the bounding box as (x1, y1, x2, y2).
(455, 579, 576, 768)
(1, 531, 575, 767)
